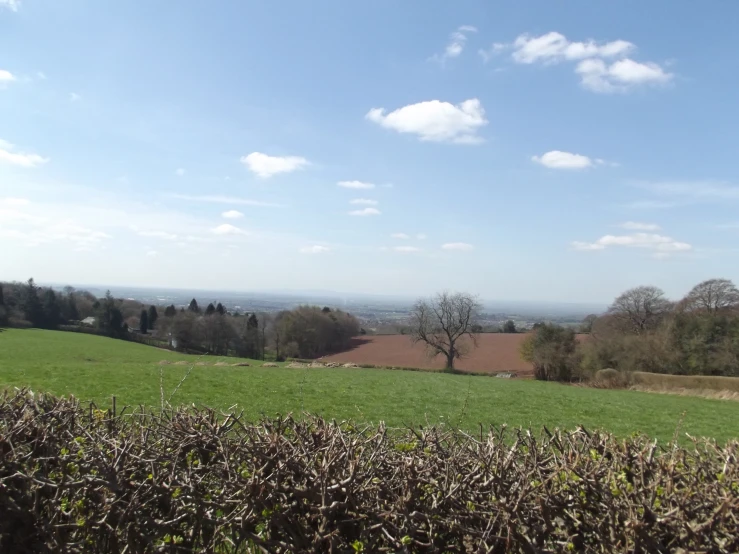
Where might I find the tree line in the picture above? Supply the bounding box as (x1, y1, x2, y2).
(521, 278, 739, 381)
(0, 280, 361, 360)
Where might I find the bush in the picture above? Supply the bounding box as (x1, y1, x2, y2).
(521, 323, 580, 381)
(2, 390, 737, 553)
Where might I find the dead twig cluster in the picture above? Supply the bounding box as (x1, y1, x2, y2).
(0, 389, 737, 553)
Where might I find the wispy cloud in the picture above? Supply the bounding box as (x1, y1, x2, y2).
(166, 193, 282, 207)
(391, 233, 410, 239)
(572, 232, 691, 258)
(211, 224, 246, 236)
(0, 139, 49, 168)
(442, 242, 474, 251)
(641, 181, 739, 200)
(69, 92, 81, 102)
(349, 198, 378, 205)
(300, 245, 330, 254)
(479, 43, 508, 63)
(240, 152, 309, 178)
(366, 98, 487, 144)
(136, 230, 178, 240)
(348, 207, 381, 216)
(430, 25, 478, 63)
(174, 168, 185, 176)
(620, 221, 660, 231)
(393, 246, 421, 253)
(338, 180, 375, 190)
(0, 0, 20, 12)
(222, 210, 244, 219)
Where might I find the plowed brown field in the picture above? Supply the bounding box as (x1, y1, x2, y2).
(319, 334, 536, 376)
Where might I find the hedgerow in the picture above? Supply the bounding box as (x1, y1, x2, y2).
(0, 389, 737, 553)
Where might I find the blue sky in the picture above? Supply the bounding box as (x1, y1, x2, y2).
(2, 0, 739, 303)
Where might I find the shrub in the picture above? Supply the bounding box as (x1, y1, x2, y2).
(1, 390, 737, 553)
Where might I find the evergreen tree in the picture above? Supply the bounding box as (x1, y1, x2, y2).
(216, 302, 226, 316)
(148, 305, 158, 329)
(140, 309, 149, 334)
(188, 299, 200, 313)
(23, 278, 45, 327)
(0, 284, 4, 306)
(63, 292, 80, 321)
(502, 320, 518, 333)
(97, 291, 125, 337)
(164, 304, 177, 317)
(247, 313, 259, 329)
(42, 289, 62, 329)
(205, 303, 216, 316)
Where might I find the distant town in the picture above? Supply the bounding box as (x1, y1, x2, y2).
(67, 284, 602, 334)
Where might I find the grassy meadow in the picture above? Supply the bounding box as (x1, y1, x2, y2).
(1, 328, 738, 442)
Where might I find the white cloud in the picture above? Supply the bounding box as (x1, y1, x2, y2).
(366, 98, 487, 144)
(240, 152, 309, 178)
(391, 233, 410, 239)
(175, 168, 185, 176)
(393, 246, 421, 253)
(0, 69, 16, 87)
(576, 58, 672, 93)
(511, 32, 634, 64)
(36, 71, 46, 80)
(211, 224, 245, 235)
(0, 0, 20, 11)
(69, 92, 81, 102)
(431, 25, 478, 63)
(0, 140, 49, 168)
(504, 31, 671, 93)
(300, 245, 330, 254)
(620, 221, 660, 231)
(136, 230, 178, 240)
(416, 233, 427, 240)
(532, 150, 593, 169)
(349, 198, 378, 205)
(442, 242, 474, 251)
(146, 250, 158, 258)
(572, 232, 691, 254)
(338, 180, 375, 190)
(167, 194, 281, 207)
(222, 210, 244, 219)
(348, 207, 381, 216)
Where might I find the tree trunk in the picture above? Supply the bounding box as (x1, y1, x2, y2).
(445, 351, 455, 372)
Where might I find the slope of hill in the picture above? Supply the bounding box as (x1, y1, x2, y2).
(1, 329, 738, 442)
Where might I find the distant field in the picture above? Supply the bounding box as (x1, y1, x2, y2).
(1, 329, 739, 442)
(320, 334, 536, 375)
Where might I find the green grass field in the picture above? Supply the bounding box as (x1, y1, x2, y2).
(1, 329, 738, 442)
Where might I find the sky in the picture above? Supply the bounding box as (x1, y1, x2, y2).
(1, 0, 739, 304)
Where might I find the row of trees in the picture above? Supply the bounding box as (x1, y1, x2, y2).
(522, 278, 739, 380)
(159, 304, 360, 359)
(1, 281, 363, 360)
(407, 280, 739, 379)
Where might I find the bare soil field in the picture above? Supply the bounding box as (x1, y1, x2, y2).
(319, 334, 536, 376)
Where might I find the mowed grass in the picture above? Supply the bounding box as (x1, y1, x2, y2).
(1, 329, 738, 442)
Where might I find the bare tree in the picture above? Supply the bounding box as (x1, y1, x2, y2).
(410, 291, 481, 371)
(684, 278, 739, 313)
(607, 285, 671, 334)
